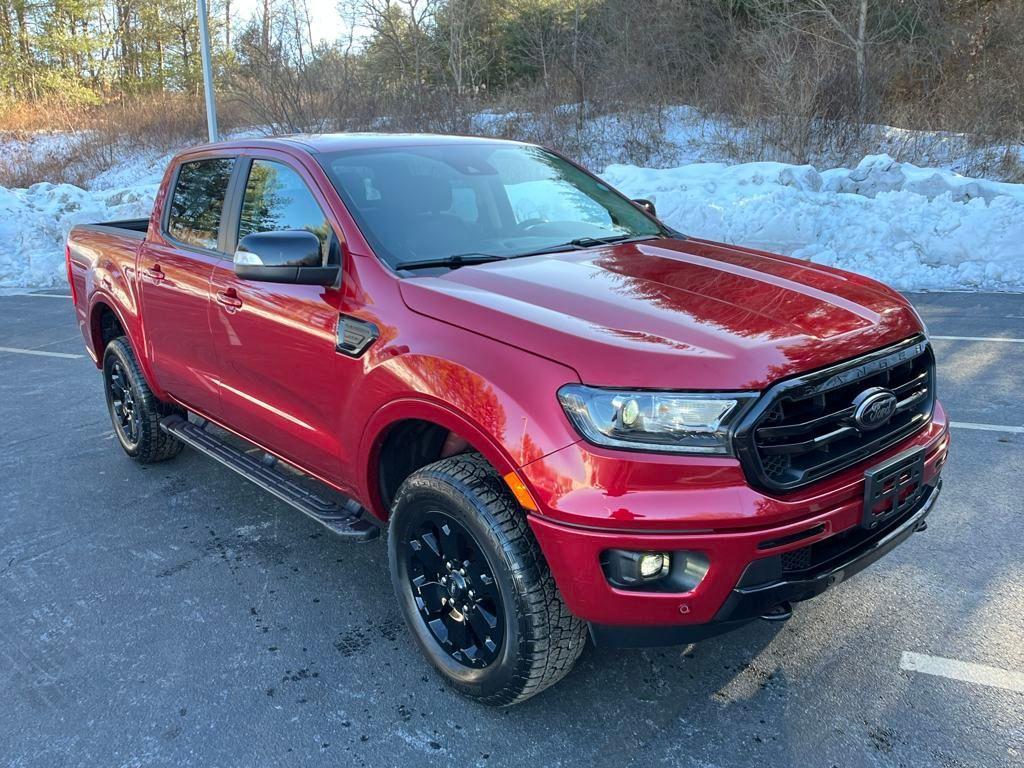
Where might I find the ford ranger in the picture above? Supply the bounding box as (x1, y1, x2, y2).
(66, 134, 949, 705)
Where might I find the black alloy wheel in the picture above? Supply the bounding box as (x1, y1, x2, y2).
(107, 357, 140, 446)
(404, 511, 504, 668)
(102, 337, 183, 463)
(388, 453, 586, 706)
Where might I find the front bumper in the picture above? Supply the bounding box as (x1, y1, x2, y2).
(524, 405, 949, 642)
(588, 480, 940, 647)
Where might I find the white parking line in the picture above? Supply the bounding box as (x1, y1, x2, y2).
(0, 346, 84, 359)
(931, 335, 1024, 344)
(0, 292, 71, 299)
(950, 421, 1024, 434)
(901, 652, 1024, 693)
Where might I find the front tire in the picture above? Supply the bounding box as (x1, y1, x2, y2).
(102, 337, 183, 463)
(388, 453, 586, 706)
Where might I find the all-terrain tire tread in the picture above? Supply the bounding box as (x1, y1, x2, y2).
(104, 337, 183, 463)
(392, 453, 586, 706)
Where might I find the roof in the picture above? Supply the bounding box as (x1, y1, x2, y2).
(187, 132, 527, 155)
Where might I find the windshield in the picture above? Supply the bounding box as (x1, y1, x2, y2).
(318, 143, 664, 269)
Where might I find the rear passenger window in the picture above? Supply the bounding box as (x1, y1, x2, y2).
(166, 158, 234, 250)
(238, 160, 332, 262)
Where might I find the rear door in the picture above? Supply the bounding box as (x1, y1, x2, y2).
(138, 155, 235, 414)
(208, 153, 353, 480)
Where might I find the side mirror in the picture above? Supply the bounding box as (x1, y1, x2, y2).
(632, 198, 657, 217)
(234, 231, 339, 286)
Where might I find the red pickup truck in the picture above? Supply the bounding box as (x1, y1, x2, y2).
(67, 134, 949, 705)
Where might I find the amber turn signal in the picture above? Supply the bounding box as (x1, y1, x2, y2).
(503, 471, 539, 512)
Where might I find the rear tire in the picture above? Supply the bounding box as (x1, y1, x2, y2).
(388, 453, 586, 706)
(102, 337, 183, 463)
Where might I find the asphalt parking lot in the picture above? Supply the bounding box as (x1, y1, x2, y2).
(1, 290, 1022, 768)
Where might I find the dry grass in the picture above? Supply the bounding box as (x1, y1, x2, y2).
(0, 95, 243, 188)
(2, 32, 1022, 191)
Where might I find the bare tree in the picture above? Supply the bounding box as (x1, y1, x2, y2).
(360, 0, 440, 95)
(229, 1, 341, 133)
(753, 0, 931, 121)
(507, 0, 560, 95)
(557, 0, 595, 129)
(223, 0, 230, 48)
(441, 0, 493, 95)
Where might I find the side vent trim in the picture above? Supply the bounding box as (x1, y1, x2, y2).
(336, 315, 378, 357)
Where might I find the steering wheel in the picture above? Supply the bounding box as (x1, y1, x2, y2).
(517, 218, 548, 231)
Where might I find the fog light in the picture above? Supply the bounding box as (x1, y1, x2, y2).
(602, 549, 671, 588)
(639, 552, 669, 578)
(602, 549, 710, 592)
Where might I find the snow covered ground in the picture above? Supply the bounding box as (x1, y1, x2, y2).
(475, 105, 1024, 178)
(1, 114, 1023, 291)
(604, 155, 1024, 292)
(0, 139, 172, 290)
(0, 180, 162, 288)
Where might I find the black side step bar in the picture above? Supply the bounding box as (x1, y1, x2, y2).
(160, 415, 379, 542)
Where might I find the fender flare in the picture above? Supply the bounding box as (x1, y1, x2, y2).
(87, 291, 167, 400)
(358, 396, 519, 520)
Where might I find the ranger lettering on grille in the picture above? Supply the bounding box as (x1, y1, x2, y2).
(806, 340, 929, 396)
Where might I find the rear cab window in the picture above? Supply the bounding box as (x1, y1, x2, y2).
(166, 158, 235, 250)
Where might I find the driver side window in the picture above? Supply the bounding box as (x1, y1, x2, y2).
(238, 160, 332, 263)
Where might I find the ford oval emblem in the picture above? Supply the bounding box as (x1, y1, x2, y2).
(852, 387, 898, 431)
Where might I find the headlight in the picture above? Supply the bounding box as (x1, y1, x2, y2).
(557, 384, 757, 455)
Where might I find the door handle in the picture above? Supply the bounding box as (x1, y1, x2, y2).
(144, 265, 165, 282)
(216, 289, 243, 309)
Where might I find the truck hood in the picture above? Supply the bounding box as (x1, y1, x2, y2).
(398, 237, 923, 390)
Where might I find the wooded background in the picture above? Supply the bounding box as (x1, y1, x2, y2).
(1, 0, 1022, 184)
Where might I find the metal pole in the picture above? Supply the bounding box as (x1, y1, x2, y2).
(197, 0, 219, 142)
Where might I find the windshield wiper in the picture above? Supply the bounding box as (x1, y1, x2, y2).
(396, 234, 669, 271)
(570, 234, 645, 248)
(395, 252, 511, 271)
(516, 233, 664, 258)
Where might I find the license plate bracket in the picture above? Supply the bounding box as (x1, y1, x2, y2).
(862, 446, 926, 530)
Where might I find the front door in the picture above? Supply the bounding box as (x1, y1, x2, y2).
(208, 155, 353, 481)
(138, 156, 234, 414)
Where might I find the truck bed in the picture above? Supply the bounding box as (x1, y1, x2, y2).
(76, 218, 150, 237)
(66, 220, 151, 320)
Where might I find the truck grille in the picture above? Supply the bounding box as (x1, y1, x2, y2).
(735, 337, 935, 491)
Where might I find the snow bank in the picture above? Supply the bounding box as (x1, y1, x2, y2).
(0, 144, 169, 289)
(1, 145, 1021, 291)
(604, 154, 1024, 292)
(0, 181, 158, 288)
